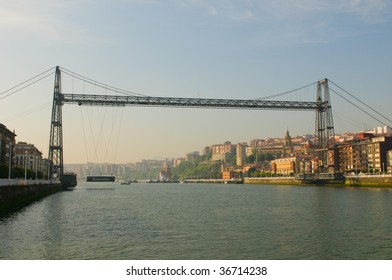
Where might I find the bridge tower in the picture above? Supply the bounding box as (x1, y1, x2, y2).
(48, 66, 64, 180)
(315, 78, 337, 173)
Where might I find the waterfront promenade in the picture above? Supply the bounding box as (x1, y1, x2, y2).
(0, 179, 55, 187)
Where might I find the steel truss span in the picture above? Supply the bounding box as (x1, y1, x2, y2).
(61, 93, 324, 111)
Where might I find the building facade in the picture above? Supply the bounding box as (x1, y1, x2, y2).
(159, 162, 172, 182)
(367, 136, 392, 173)
(14, 142, 44, 177)
(0, 123, 16, 167)
(236, 143, 247, 166)
(337, 135, 392, 174)
(387, 150, 392, 174)
(211, 141, 234, 162)
(283, 129, 294, 155)
(271, 155, 317, 176)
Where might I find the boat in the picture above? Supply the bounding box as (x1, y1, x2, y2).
(62, 173, 77, 188)
(86, 175, 115, 182)
(120, 180, 131, 185)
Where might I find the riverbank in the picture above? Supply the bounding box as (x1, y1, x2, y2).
(0, 183, 63, 215)
(345, 175, 392, 187)
(245, 176, 300, 185)
(245, 175, 392, 187)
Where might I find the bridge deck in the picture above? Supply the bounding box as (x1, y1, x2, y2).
(61, 93, 323, 111)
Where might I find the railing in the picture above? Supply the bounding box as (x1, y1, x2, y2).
(0, 179, 59, 187)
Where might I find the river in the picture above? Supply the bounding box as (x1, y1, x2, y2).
(1, 183, 392, 259)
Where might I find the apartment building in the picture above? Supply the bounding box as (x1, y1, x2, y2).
(337, 134, 392, 174)
(14, 142, 44, 175)
(0, 123, 16, 166)
(236, 143, 247, 166)
(211, 141, 234, 162)
(367, 136, 392, 173)
(387, 150, 392, 174)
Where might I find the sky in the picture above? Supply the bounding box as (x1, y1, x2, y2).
(1, 0, 392, 164)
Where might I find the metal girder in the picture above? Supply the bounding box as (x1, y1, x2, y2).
(61, 93, 324, 111)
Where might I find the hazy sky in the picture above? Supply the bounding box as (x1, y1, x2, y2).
(1, 0, 391, 164)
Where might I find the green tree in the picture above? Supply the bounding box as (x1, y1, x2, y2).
(246, 154, 255, 164)
(0, 164, 8, 178)
(172, 161, 221, 180)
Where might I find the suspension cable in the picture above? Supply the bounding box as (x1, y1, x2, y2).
(329, 80, 392, 124)
(256, 81, 317, 100)
(60, 67, 150, 97)
(329, 87, 389, 127)
(0, 67, 55, 100)
(0, 102, 51, 122)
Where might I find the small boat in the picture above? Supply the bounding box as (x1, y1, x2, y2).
(120, 180, 131, 185)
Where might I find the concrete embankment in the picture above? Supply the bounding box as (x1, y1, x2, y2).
(345, 175, 392, 187)
(0, 183, 63, 214)
(244, 177, 301, 185)
(245, 175, 392, 187)
(182, 179, 243, 184)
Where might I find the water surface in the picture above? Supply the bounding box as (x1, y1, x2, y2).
(1, 183, 392, 259)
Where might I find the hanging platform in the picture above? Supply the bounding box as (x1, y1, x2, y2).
(86, 175, 115, 182)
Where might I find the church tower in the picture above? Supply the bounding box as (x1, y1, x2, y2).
(283, 129, 294, 155)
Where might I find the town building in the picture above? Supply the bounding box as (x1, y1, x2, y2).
(159, 162, 172, 182)
(202, 146, 211, 156)
(14, 142, 44, 177)
(174, 158, 184, 167)
(211, 141, 234, 162)
(337, 134, 392, 174)
(366, 126, 392, 135)
(271, 155, 317, 176)
(283, 129, 294, 155)
(248, 131, 313, 162)
(387, 150, 392, 174)
(236, 143, 247, 166)
(0, 123, 16, 167)
(222, 170, 242, 180)
(367, 136, 392, 173)
(185, 151, 200, 163)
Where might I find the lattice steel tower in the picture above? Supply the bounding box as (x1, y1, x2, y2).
(48, 66, 64, 180)
(315, 78, 336, 172)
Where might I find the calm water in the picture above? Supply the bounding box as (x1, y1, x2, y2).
(1, 183, 392, 260)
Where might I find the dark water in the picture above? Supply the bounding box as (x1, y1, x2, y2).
(1, 183, 392, 260)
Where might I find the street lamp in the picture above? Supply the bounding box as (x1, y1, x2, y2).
(8, 142, 12, 183)
(24, 150, 27, 182)
(35, 155, 38, 180)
